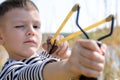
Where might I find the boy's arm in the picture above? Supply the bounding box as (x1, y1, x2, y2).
(43, 39, 106, 80)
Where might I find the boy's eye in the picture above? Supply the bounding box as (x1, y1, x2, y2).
(15, 25, 24, 28)
(33, 25, 40, 29)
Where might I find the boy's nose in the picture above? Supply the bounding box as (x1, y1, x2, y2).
(26, 26, 35, 36)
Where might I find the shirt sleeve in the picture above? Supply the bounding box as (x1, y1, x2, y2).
(0, 58, 59, 80)
(18, 58, 58, 80)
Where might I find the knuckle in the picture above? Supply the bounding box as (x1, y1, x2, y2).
(98, 63, 104, 71)
(89, 39, 96, 45)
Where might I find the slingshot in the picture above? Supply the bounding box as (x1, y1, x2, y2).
(50, 4, 114, 45)
(48, 3, 115, 80)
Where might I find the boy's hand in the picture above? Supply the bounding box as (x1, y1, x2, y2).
(42, 35, 71, 59)
(64, 39, 107, 79)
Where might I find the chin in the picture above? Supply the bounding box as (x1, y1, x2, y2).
(28, 49, 37, 54)
(21, 47, 38, 57)
(24, 51, 37, 58)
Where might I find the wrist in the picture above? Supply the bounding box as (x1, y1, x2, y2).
(62, 59, 77, 80)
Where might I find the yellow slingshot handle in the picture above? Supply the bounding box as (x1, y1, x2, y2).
(51, 4, 79, 44)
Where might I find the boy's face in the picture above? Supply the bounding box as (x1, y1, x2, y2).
(0, 8, 42, 59)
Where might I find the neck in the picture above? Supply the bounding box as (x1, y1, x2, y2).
(8, 52, 38, 60)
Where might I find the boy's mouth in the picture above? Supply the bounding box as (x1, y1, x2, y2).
(24, 40, 36, 44)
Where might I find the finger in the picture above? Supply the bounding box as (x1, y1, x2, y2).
(78, 39, 101, 53)
(78, 45, 105, 63)
(56, 35, 64, 41)
(58, 42, 68, 55)
(78, 62, 102, 78)
(79, 52, 104, 72)
(69, 58, 102, 78)
(52, 42, 67, 56)
(100, 43, 107, 56)
(42, 43, 49, 51)
(47, 35, 53, 40)
(58, 45, 68, 58)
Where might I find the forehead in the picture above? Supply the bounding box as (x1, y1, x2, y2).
(2, 8, 40, 23)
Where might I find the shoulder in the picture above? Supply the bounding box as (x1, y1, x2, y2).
(0, 59, 25, 79)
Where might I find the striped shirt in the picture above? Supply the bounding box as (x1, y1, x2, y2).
(0, 51, 59, 80)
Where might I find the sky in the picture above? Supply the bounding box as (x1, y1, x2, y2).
(32, 0, 119, 33)
(0, 0, 119, 33)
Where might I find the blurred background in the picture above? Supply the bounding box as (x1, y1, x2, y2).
(0, 0, 120, 80)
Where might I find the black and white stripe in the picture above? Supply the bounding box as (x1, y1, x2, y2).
(0, 51, 59, 80)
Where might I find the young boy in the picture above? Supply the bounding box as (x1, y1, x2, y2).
(0, 0, 107, 80)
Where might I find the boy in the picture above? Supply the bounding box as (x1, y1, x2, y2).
(0, 0, 106, 80)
